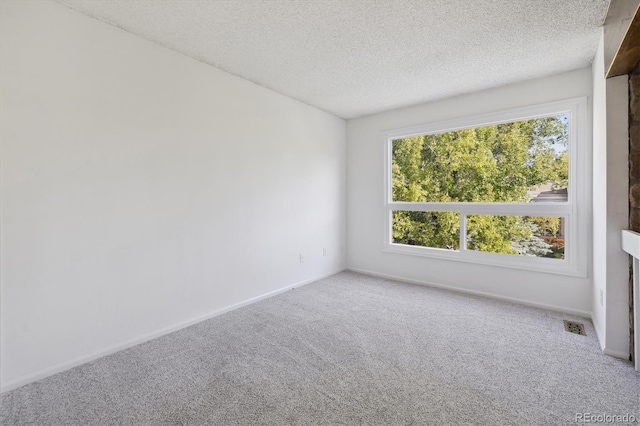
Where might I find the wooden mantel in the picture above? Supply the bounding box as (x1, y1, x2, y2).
(605, 0, 640, 78)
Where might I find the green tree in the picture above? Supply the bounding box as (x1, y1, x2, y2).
(392, 116, 567, 257)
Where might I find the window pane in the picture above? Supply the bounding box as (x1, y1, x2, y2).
(391, 115, 569, 203)
(466, 215, 565, 259)
(392, 211, 460, 250)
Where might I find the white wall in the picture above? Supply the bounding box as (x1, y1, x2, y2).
(604, 74, 631, 358)
(592, 33, 608, 347)
(347, 68, 593, 315)
(0, 0, 346, 391)
(591, 31, 631, 359)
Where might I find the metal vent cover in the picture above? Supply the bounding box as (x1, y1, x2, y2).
(563, 320, 586, 336)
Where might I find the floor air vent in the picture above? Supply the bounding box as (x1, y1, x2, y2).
(563, 320, 586, 336)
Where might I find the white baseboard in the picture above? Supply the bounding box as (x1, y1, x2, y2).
(1, 268, 345, 394)
(591, 314, 631, 361)
(347, 267, 592, 318)
(591, 313, 606, 351)
(603, 347, 630, 360)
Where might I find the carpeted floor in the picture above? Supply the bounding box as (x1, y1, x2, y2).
(1, 271, 639, 425)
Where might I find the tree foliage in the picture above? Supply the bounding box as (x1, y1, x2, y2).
(392, 116, 568, 257)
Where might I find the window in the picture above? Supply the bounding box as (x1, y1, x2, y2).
(382, 98, 587, 276)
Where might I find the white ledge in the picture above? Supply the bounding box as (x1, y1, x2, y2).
(621, 230, 640, 371)
(622, 230, 640, 258)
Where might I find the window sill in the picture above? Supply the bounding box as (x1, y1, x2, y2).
(383, 243, 586, 278)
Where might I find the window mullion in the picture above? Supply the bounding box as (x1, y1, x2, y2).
(459, 213, 467, 252)
(388, 202, 571, 216)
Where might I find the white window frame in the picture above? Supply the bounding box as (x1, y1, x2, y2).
(382, 97, 587, 277)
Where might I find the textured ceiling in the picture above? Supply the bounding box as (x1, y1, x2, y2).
(55, 0, 610, 119)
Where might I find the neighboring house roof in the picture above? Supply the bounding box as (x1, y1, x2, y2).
(532, 188, 568, 202)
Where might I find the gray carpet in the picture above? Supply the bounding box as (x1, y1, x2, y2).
(1, 271, 638, 425)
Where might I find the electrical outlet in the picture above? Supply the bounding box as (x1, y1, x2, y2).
(600, 289, 604, 306)
(323, 248, 327, 256)
(299, 254, 304, 263)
